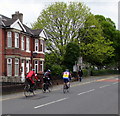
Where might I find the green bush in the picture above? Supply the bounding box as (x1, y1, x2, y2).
(51, 64, 64, 80)
(83, 69, 89, 77)
(92, 69, 119, 76)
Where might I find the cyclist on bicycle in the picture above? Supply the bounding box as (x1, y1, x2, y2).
(62, 69, 71, 89)
(25, 69, 39, 92)
(42, 69, 52, 91)
(43, 69, 51, 84)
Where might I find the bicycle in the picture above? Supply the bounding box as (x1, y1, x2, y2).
(42, 81, 53, 93)
(23, 80, 40, 97)
(24, 83, 35, 97)
(63, 82, 70, 93)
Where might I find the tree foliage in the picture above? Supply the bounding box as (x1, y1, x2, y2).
(95, 15, 119, 69)
(32, 2, 115, 69)
(95, 15, 116, 42)
(80, 15, 114, 66)
(32, 2, 91, 58)
(63, 42, 80, 71)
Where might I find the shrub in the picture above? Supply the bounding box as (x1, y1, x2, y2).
(51, 64, 64, 80)
(82, 69, 89, 77)
(92, 69, 119, 76)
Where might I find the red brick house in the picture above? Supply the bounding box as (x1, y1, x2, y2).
(0, 11, 47, 83)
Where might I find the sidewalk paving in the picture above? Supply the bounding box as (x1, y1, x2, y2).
(1, 74, 119, 100)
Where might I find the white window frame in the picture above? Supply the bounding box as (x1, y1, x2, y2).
(7, 31, 12, 47)
(40, 61, 44, 72)
(7, 58, 12, 76)
(26, 60, 30, 73)
(21, 36, 25, 50)
(15, 58, 19, 76)
(15, 33, 19, 48)
(26, 37, 30, 52)
(34, 60, 38, 73)
(40, 40, 44, 52)
(35, 39, 39, 52)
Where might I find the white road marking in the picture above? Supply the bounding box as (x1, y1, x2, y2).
(78, 89, 95, 95)
(99, 85, 110, 88)
(34, 97, 68, 109)
(112, 82, 118, 85)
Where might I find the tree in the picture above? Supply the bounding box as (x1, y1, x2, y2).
(32, 2, 91, 59)
(95, 15, 119, 70)
(32, 2, 114, 69)
(113, 30, 120, 72)
(80, 15, 114, 67)
(95, 15, 116, 42)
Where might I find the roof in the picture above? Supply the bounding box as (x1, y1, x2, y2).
(0, 14, 43, 37)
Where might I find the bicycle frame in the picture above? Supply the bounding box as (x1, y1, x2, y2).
(42, 81, 52, 93)
(63, 82, 70, 93)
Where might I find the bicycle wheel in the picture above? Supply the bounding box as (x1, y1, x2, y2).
(63, 84, 67, 93)
(67, 83, 70, 92)
(24, 85, 35, 97)
(42, 83, 46, 93)
(24, 85, 30, 97)
(48, 82, 53, 92)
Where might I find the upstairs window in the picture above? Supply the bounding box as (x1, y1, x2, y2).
(35, 39, 39, 52)
(21, 36, 25, 50)
(15, 33, 19, 48)
(40, 40, 44, 52)
(7, 31, 12, 47)
(26, 37, 30, 51)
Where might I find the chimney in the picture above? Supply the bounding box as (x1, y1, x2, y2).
(12, 11, 23, 23)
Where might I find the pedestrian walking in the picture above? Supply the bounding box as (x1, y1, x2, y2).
(78, 67, 83, 82)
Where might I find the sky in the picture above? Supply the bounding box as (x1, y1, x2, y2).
(0, 0, 119, 29)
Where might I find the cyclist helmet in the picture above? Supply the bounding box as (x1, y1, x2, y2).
(47, 69, 51, 72)
(32, 69, 35, 71)
(66, 69, 69, 72)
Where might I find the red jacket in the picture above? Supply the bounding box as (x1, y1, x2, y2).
(26, 71, 38, 84)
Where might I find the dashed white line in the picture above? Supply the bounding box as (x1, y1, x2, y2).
(112, 82, 118, 85)
(78, 89, 95, 95)
(99, 85, 110, 88)
(34, 97, 68, 109)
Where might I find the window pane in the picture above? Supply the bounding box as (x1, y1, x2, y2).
(40, 61, 43, 72)
(15, 59, 19, 76)
(21, 36, 24, 50)
(26, 37, 30, 51)
(7, 32, 12, 47)
(7, 58, 12, 76)
(35, 39, 38, 51)
(15, 33, 19, 48)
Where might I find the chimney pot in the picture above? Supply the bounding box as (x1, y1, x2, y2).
(12, 11, 23, 23)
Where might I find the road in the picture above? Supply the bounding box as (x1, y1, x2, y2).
(1, 75, 119, 115)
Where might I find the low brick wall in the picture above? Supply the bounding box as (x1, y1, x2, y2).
(2, 79, 63, 95)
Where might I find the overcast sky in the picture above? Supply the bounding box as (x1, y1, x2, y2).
(0, 0, 119, 29)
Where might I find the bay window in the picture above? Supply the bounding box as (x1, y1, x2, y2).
(15, 33, 19, 48)
(15, 58, 19, 76)
(7, 58, 12, 76)
(7, 31, 12, 47)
